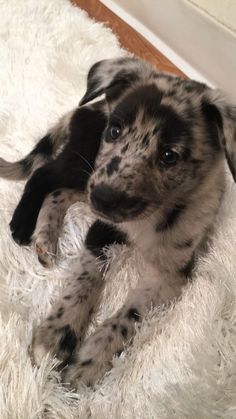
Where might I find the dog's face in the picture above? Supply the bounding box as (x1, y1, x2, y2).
(80, 58, 236, 223)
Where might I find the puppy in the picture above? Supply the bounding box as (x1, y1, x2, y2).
(1, 57, 235, 386)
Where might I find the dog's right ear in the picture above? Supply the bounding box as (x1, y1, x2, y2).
(204, 89, 236, 182)
(79, 57, 154, 106)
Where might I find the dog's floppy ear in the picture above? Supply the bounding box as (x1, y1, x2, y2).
(79, 57, 154, 106)
(203, 90, 236, 181)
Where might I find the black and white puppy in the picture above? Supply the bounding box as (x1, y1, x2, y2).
(0, 57, 236, 386)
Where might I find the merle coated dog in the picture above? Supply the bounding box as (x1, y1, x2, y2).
(0, 57, 235, 386)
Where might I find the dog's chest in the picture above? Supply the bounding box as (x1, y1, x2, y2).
(121, 214, 194, 278)
(122, 217, 172, 268)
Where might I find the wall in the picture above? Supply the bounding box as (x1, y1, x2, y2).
(101, 0, 236, 99)
(188, 0, 236, 33)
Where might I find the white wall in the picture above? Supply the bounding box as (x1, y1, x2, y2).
(101, 0, 236, 99)
(189, 0, 236, 33)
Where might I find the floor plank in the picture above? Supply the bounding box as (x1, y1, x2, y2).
(73, 0, 186, 77)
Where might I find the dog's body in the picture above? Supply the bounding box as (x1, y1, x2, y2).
(1, 57, 236, 386)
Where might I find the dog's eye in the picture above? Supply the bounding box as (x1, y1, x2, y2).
(109, 124, 121, 140)
(160, 149, 179, 166)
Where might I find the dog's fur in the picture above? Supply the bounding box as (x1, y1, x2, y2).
(1, 57, 236, 386)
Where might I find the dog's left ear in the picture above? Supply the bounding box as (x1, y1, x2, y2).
(204, 90, 236, 181)
(79, 57, 153, 106)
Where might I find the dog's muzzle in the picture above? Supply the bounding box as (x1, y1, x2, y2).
(90, 184, 146, 221)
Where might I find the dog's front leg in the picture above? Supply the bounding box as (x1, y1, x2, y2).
(31, 219, 127, 369)
(31, 244, 104, 367)
(33, 188, 86, 268)
(64, 267, 186, 387)
(10, 162, 62, 245)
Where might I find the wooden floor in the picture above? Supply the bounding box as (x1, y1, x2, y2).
(73, 0, 185, 77)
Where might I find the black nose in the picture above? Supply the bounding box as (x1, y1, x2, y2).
(90, 184, 123, 213)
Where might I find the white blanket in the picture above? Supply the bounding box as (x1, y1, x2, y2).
(0, 1, 236, 418)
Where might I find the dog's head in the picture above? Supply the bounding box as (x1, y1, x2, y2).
(80, 57, 236, 223)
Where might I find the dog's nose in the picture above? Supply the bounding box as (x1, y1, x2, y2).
(90, 184, 123, 213)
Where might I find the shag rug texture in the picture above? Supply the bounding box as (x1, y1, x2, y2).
(0, 0, 236, 418)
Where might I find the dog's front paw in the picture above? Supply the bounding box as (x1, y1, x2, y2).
(33, 228, 59, 269)
(10, 205, 36, 245)
(63, 322, 126, 387)
(33, 188, 74, 268)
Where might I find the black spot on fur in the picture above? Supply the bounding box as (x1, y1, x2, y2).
(77, 271, 90, 281)
(53, 190, 61, 198)
(175, 238, 193, 249)
(179, 254, 195, 278)
(158, 105, 191, 147)
(112, 324, 117, 331)
(106, 156, 121, 176)
(156, 203, 186, 231)
(120, 325, 128, 339)
(167, 88, 177, 97)
(64, 295, 71, 300)
(77, 294, 88, 302)
(59, 325, 77, 354)
(85, 219, 127, 258)
(141, 134, 150, 148)
(80, 358, 93, 367)
(126, 308, 141, 321)
(184, 80, 207, 94)
(121, 144, 129, 154)
(107, 335, 113, 343)
(111, 84, 162, 126)
(116, 349, 123, 357)
(57, 307, 64, 318)
(184, 84, 196, 93)
(153, 126, 160, 136)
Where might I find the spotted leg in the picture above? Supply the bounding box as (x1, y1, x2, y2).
(31, 220, 127, 367)
(33, 188, 85, 268)
(64, 265, 186, 387)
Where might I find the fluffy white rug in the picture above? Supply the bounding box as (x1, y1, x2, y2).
(0, 0, 236, 418)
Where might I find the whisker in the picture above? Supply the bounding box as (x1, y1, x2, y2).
(73, 151, 94, 171)
(80, 169, 92, 178)
(72, 165, 93, 177)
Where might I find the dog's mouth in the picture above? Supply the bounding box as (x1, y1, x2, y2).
(89, 184, 147, 223)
